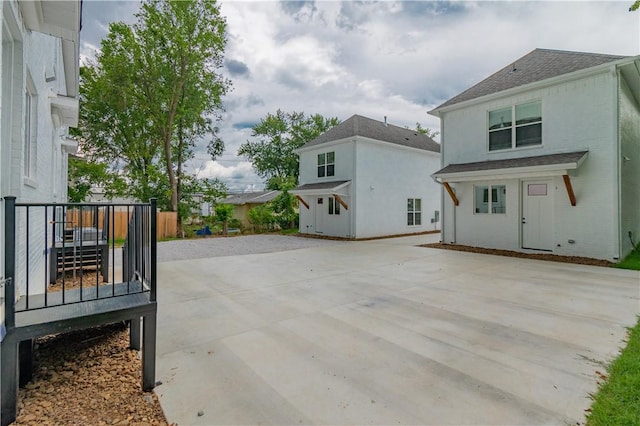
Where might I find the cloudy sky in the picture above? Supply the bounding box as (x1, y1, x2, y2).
(80, 0, 640, 192)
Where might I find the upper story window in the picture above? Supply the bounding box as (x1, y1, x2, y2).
(317, 151, 335, 178)
(488, 101, 541, 151)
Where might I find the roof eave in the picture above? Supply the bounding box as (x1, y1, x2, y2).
(433, 161, 584, 183)
(430, 55, 639, 115)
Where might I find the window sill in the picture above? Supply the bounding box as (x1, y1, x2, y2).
(23, 177, 38, 189)
(487, 144, 543, 155)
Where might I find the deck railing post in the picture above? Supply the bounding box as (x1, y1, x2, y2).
(4, 196, 16, 329)
(150, 199, 157, 302)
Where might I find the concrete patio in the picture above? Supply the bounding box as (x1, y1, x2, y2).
(154, 234, 639, 425)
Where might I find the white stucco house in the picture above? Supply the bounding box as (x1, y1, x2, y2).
(1, 0, 81, 333)
(429, 48, 640, 261)
(292, 114, 441, 239)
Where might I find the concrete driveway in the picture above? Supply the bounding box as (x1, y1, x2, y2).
(154, 234, 639, 425)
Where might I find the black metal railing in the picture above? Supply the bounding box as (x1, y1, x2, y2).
(3, 197, 157, 319)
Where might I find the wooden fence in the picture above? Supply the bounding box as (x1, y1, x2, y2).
(65, 209, 177, 240)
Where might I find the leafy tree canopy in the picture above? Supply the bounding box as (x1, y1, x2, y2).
(238, 110, 340, 189)
(631, 1, 640, 11)
(76, 0, 230, 231)
(414, 122, 440, 139)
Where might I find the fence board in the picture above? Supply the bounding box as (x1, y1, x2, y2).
(65, 209, 177, 239)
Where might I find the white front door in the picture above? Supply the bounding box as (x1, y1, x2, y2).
(522, 180, 553, 251)
(314, 197, 325, 234)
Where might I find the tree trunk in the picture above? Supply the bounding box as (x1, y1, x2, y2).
(223, 220, 228, 236)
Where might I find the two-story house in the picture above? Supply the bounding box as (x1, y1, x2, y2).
(293, 114, 441, 239)
(429, 49, 640, 261)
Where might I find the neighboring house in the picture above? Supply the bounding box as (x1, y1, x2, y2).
(429, 48, 640, 261)
(190, 192, 212, 217)
(224, 190, 281, 227)
(293, 114, 441, 239)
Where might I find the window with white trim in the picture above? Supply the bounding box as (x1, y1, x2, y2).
(474, 185, 506, 214)
(488, 101, 541, 151)
(407, 198, 421, 226)
(317, 151, 335, 177)
(24, 76, 37, 181)
(328, 196, 340, 215)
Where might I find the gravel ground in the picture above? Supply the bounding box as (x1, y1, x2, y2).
(13, 323, 170, 426)
(157, 234, 346, 263)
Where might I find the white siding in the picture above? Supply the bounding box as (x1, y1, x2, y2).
(1, 3, 76, 303)
(298, 137, 441, 239)
(440, 70, 621, 260)
(353, 138, 440, 239)
(298, 141, 355, 237)
(619, 74, 640, 258)
(298, 140, 355, 185)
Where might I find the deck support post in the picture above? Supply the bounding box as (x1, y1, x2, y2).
(142, 313, 157, 391)
(19, 339, 33, 386)
(2, 197, 18, 426)
(1, 338, 19, 426)
(130, 317, 141, 350)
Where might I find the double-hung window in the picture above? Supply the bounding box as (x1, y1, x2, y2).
(317, 151, 335, 178)
(489, 101, 541, 151)
(407, 198, 421, 226)
(474, 185, 506, 214)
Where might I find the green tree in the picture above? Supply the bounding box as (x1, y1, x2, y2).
(247, 204, 277, 233)
(77, 0, 230, 233)
(414, 122, 440, 139)
(631, 1, 639, 11)
(67, 156, 120, 202)
(238, 110, 340, 188)
(214, 203, 234, 236)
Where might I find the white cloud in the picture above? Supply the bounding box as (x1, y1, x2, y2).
(81, 0, 640, 190)
(193, 160, 264, 193)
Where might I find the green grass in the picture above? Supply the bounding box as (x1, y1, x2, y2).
(280, 228, 299, 235)
(616, 249, 640, 270)
(586, 316, 640, 425)
(111, 237, 126, 247)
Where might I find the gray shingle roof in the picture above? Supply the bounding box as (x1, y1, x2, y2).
(293, 180, 350, 192)
(432, 151, 588, 176)
(434, 49, 628, 110)
(300, 114, 440, 153)
(224, 191, 280, 205)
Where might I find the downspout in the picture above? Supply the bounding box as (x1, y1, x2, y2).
(351, 139, 357, 239)
(614, 66, 621, 260)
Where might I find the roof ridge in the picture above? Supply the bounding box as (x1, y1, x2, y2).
(432, 48, 630, 111)
(533, 47, 630, 58)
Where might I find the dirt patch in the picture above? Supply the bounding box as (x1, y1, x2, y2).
(421, 242, 614, 267)
(12, 323, 171, 426)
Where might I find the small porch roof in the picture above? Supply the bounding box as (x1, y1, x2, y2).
(291, 180, 351, 196)
(432, 151, 589, 182)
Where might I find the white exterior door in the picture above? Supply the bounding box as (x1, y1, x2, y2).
(314, 197, 325, 234)
(522, 181, 553, 251)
